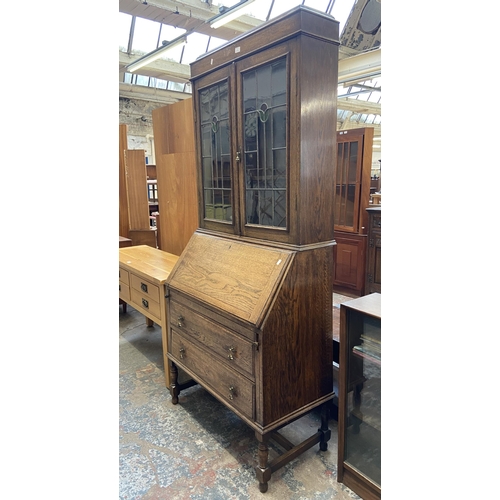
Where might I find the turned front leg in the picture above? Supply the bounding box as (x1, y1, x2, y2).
(170, 361, 179, 404)
(319, 402, 332, 451)
(254, 433, 271, 493)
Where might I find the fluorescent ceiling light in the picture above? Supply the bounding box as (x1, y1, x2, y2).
(126, 34, 187, 73)
(210, 0, 256, 29)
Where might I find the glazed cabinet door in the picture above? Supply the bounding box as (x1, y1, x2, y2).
(194, 66, 240, 236)
(235, 43, 292, 243)
(334, 128, 373, 234)
(334, 131, 363, 233)
(193, 42, 294, 244)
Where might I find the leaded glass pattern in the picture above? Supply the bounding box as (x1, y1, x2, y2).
(199, 80, 232, 222)
(242, 57, 287, 228)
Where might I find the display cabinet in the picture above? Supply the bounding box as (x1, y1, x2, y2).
(333, 127, 374, 296)
(191, 6, 338, 246)
(338, 293, 381, 500)
(166, 6, 339, 493)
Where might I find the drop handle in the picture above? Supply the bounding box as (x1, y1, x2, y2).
(228, 386, 236, 400)
(227, 346, 236, 360)
(235, 151, 241, 162)
(179, 346, 185, 359)
(177, 315, 184, 328)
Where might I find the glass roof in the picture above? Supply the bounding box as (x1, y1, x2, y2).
(119, 0, 381, 144)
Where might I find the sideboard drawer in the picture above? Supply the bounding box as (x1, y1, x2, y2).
(130, 288, 161, 319)
(119, 282, 130, 302)
(170, 331, 254, 420)
(130, 274, 160, 303)
(119, 267, 129, 285)
(170, 299, 254, 378)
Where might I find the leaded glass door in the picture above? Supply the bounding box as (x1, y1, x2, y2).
(195, 44, 293, 242)
(240, 56, 287, 231)
(195, 66, 240, 235)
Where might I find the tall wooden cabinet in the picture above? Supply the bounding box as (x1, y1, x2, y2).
(332, 127, 374, 296)
(165, 6, 339, 493)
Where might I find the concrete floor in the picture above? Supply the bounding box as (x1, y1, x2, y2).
(119, 293, 361, 500)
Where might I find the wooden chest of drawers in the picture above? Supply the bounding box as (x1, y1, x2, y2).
(166, 231, 334, 492)
(119, 245, 179, 387)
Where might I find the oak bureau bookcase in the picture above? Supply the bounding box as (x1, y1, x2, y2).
(164, 6, 339, 493)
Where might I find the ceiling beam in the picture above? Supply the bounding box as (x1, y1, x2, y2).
(338, 48, 381, 84)
(119, 0, 260, 41)
(337, 97, 380, 115)
(119, 82, 192, 104)
(119, 51, 191, 83)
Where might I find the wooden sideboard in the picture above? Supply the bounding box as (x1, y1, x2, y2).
(119, 245, 179, 387)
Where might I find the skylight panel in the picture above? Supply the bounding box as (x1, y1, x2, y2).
(182, 32, 211, 65)
(131, 17, 161, 54)
(119, 13, 132, 52)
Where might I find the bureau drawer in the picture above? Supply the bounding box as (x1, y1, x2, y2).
(170, 330, 254, 420)
(119, 282, 130, 302)
(130, 274, 160, 303)
(119, 267, 129, 285)
(131, 288, 161, 319)
(170, 300, 254, 378)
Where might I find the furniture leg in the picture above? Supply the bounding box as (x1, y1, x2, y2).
(146, 316, 154, 327)
(319, 402, 331, 451)
(170, 362, 179, 404)
(255, 433, 271, 493)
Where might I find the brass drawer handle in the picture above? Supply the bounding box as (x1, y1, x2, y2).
(142, 298, 149, 309)
(227, 346, 236, 360)
(179, 346, 185, 359)
(141, 282, 148, 293)
(228, 386, 236, 400)
(177, 315, 184, 328)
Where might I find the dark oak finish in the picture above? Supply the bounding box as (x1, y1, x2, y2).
(338, 293, 381, 500)
(365, 207, 381, 294)
(166, 6, 339, 493)
(190, 6, 339, 246)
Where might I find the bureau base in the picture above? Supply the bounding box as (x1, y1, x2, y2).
(169, 361, 332, 493)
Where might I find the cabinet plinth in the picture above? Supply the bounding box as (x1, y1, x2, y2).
(167, 5, 339, 493)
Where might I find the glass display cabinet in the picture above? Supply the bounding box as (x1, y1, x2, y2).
(338, 293, 381, 500)
(191, 7, 339, 246)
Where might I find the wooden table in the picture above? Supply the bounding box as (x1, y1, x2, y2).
(119, 245, 179, 387)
